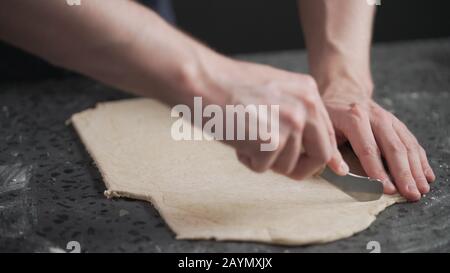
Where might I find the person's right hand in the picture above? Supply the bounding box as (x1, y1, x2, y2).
(194, 56, 349, 179)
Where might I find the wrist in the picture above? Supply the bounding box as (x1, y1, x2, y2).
(317, 68, 374, 99)
(309, 52, 374, 97)
(173, 48, 233, 107)
(314, 58, 374, 104)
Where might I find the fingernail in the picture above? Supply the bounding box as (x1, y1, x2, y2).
(340, 161, 349, 174)
(425, 169, 436, 181)
(385, 180, 396, 193)
(407, 184, 421, 199)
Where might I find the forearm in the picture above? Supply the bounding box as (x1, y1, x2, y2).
(298, 0, 375, 95)
(0, 0, 222, 106)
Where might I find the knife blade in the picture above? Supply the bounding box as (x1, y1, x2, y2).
(320, 166, 384, 202)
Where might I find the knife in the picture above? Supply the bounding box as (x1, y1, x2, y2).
(320, 166, 384, 202)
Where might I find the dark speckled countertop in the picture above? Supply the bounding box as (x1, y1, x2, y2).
(0, 38, 449, 253)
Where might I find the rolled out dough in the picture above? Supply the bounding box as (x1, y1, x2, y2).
(71, 98, 402, 245)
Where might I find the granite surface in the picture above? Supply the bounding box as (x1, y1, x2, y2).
(0, 38, 449, 252)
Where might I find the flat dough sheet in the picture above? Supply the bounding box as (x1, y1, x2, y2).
(71, 98, 403, 245)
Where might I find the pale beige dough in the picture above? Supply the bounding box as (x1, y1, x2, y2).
(71, 98, 403, 245)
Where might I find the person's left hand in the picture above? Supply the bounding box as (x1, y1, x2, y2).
(321, 79, 435, 201)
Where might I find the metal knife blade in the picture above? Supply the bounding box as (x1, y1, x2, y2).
(320, 166, 384, 202)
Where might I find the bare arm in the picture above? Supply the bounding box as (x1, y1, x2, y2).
(299, 0, 374, 94)
(0, 0, 220, 106)
(299, 0, 435, 201)
(0, 0, 348, 180)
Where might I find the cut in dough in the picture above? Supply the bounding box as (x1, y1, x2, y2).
(71, 98, 403, 245)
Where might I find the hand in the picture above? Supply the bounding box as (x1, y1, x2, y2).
(195, 56, 349, 179)
(321, 80, 435, 201)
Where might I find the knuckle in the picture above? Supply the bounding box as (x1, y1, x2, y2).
(376, 111, 392, 126)
(419, 146, 428, 157)
(397, 169, 413, 182)
(315, 149, 333, 164)
(371, 170, 388, 180)
(280, 109, 305, 130)
(405, 139, 420, 152)
(358, 144, 380, 158)
(348, 103, 368, 124)
(301, 75, 318, 93)
(264, 80, 280, 94)
(293, 119, 305, 132)
(302, 94, 320, 118)
(386, 141, 407, 155)
(279, 107, 293, 119)
(302, 91, 318, 107)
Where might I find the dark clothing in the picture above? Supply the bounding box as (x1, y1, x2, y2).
(0, 0, 177, 82)
(140, 0, 176, 24)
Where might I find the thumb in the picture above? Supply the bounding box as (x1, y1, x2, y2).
(327, 148, 349, 176)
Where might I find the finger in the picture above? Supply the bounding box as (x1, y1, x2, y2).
(304, 103, 334, 163)
(244, 142, 284, 173)
(237, 152, 252, 169)
(237, 97, 308, 174)
(290, 111, 333, 179)
(235, 139, 280, 173)
(328, 146, 350, 176)
(372, 119, 421, 201)
(234, 111, 290, 173)
(419, 146, 436, 182)
(237, 150, 279, 173)
(272, 130, 303, 175)
(319, 103, 348, 175)
(289, 155, 324, 180)
(393, 121, 430, 194)
(344, 105, 396, 193)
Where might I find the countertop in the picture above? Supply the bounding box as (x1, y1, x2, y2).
(0, 38, 449, 252)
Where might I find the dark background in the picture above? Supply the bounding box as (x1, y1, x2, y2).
(173, 0, 450, 54)
(1, 0, 449, 82)
(0, 0, 450, 253)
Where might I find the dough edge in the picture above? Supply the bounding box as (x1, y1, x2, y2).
(71, 99, 405, 246)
